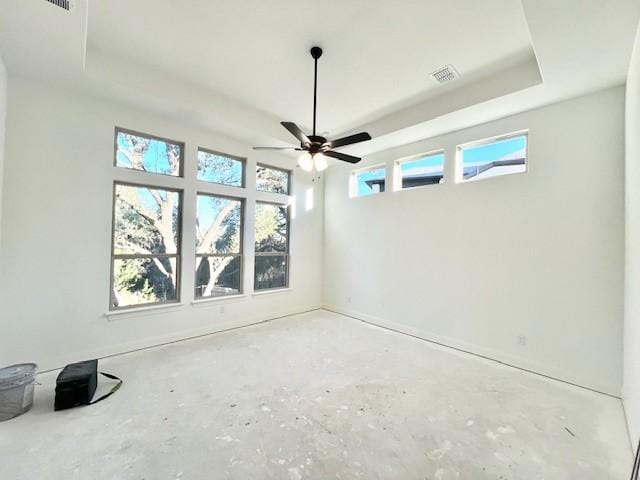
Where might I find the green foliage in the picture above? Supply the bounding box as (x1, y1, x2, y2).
(114, 259, 158, 305)
(256, 166, 289, 194)
(255, 204, 288, 252)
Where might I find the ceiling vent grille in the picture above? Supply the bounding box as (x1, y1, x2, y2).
(430, 65, 459, 85)
(45, 0, 70, 10)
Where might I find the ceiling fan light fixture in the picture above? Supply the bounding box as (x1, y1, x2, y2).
(253, 47, 371, 166)
(314, 153, 328, 172)
(298, 151, 314, 172)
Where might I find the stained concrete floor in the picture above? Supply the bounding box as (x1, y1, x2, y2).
(0, 310, 632, 479)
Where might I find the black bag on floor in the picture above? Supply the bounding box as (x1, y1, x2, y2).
(54, 359, 122, 411)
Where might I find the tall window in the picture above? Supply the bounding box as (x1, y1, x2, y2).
(254, 202, 289, 290)
(350, 165, 386, 197)
(456, 132, 528, 183)
(195, 194, 243, 298)
(256, 164, 291, 195)
(111, 182, 182, 310)
(197, 148, 245, 187)
(115, 128, 184, 177)
(395, 151, 445, 190)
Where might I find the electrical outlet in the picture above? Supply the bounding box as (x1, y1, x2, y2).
(517, 335, 527, 346)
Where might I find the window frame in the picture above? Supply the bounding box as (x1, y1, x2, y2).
(194, 192, 245, 300)
(256, 162, 292, 196)
(393, 149, 446, 192)
(349, 163, 387, 198)
(113, 127, 185, 178)
(196, 147, 247, 188)
(254, 200, 291, 291)
(109, 180, 184, 311)
(455, 130, 529, 184)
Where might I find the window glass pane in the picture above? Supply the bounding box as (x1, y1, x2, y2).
(254, 255, 287, 290)
(196, 195, 242, 254)
(460, 134, 527, 182)
(353, 167, 385, 197)
(197, 150, 244, 186)
(114, 184, 180, 255)
(112, 257, 178, 308)
(115, 130, 182, 176)
(255, 203, 288, 253)
(399, 153, 444, 189)
(195, 256, 241, 298)
(256, 165, 290, 194)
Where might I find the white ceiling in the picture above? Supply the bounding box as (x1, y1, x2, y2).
(0, 0, 639, 160)
(87, 0, 534, 135)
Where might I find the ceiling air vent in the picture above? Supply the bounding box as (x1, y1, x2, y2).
(45, 0, 70, 10)
(430, 64, 459, 85)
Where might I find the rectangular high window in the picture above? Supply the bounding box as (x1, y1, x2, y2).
(256, 164, 291, 195)
(195, 194, 243, 299)
(350, 165, 386, 197)
(395, 151, 445, 190)
(456, 132, 528, 183)
(111, 182, 182, 310)
(254, 202, 289, 290)
(197, 148, 245, 187)
(115, 128, 184, 177)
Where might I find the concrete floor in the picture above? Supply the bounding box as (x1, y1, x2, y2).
(0, 310, 631, 479)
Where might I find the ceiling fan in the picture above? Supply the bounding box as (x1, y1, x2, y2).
(253, 46, 372, 172)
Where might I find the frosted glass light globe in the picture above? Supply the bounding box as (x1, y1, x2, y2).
(298, 152, 313, 172)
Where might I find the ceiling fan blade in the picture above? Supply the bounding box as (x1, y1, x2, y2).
(329, 132, 372, 149)
(281, 122, 310, 145)
(325, 150, 362, 164)
(252, 146, 302, 150)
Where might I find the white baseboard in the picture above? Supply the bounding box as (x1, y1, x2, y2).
(39, 305, 323, 373)
(323, 304, 621, 398)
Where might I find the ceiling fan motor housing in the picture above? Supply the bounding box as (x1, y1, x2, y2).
(306, 135, 329, 154)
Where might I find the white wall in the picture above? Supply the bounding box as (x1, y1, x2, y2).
(323, 87, 625, 396)
(0, 76, 324, 370)
(624, 21, 640, 447)
(0, 56, 7, 247)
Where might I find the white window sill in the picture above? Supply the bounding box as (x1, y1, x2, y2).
(105, 302, 184, 321)
(251, 288, 292, 296)
(191, 294, 246, 307)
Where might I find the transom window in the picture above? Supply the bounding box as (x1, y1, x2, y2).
(256, 163, 291, 195)
(115, 128, 184, 177)
(254, 202, 289, 291)
(457, 132, 528, 183)
(350, 165, 386, 197)
(195, 194, 244, 299)
(197, 148, 245, 187)
(111, 182, 182, 310)
(395, 151, 445, 190)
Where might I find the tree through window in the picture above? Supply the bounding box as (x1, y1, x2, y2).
(197, 149, 245, 187)
(115, 128, 183, 177)
(111, 183, 182, 309)
(195, 194, 243, 298)
(254, 202, 289, 290)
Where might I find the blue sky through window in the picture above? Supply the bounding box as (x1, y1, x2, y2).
(356, 167, 385, 196)
(197, 150, 243, 186)
(401, 153, 444, 175)
(116, 131, 180, 176)
(462, 135, 527, 166)
(196, 194, 241, 253)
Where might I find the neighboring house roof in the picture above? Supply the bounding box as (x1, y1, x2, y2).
(365, 170, 444, 190)
(463, 158, 525, 180)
